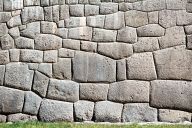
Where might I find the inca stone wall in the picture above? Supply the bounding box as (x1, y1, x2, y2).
(0, 0, 192, 123)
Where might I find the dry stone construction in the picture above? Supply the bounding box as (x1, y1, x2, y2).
(0, 0, 192, 123)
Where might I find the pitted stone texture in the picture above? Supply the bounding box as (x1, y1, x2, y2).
(80, 83, 109, 102)
(70, 4, 84, 17)
(73, 51, 116, 82)
(74, 100, 94, 121)
(65, 17, 86, 28)
(132, 0, 166, 12)
(159, 26, 185, 49)
(0, 34, 14, 50)
(9, 27, 20, 39)
(44, 50, 58, 63)
(41, 21, 57, 34)
(98, 43, 133, 59)
(150, 80, 192, 112)
(137, 24, 165, 37)
(38, 63, 52, 77)
(166, 0, 188, 10)
(20, 50, 43, 63)
(68, 27, 92, 41)
(122, 103, 157, 122)
(5, 63, 34, 91)
(59, 48, 75, 58)
(95, 101, 123, 122)
(24, 0, 40, 6)
(53, 58, 71, 80)
(7, 15, 22, 28)
(133, 37, 159, 53)
(33, 71, 49, 97)
(148, 11, 158, 24)
(81, 41, 97, 53)
(21, 6, 44, 24)
(0, 65, 5, 86)
(15, 37, 34, 49)
(125, 10, 148, 27)
(0, 86, 24, 113)
(117, 27, 137, 44)
(0, 12, 12, 23)
(7, 114, 37, 122)
(108, 80, 150, 103)
(187, 35, 192, 49)
(85, 5, 99, 16)
(20, 22, 40, 39)
(9, 49, 20, 62)
(104, 12, 125, 30)
(127, 52, 157, 80)
(4, 0, 23, 11)
(35, 34, 62, 50)
(117, 59, 126, 81)
(159, 109, 191, 123)
(92, 28, 117, 42)
(23, 91, 42, 115)
(0, 115, 6, 123)
(0, 50, 9, 65)
(0, 23, 8, 37)
(185, 25, 192, 35)
(177, 10, 192, 26)
(63, 39, 80, 50)
(159, 10, 176, 28)
(100, 3, 118, 14)
(39, 99, 73, 122)
(154, 46, 192, 80)
(87, 15, 105, 28)
(47, 79, 79, 102)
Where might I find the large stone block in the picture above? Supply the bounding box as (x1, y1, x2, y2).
(127, 52, 157, 80)
(0, 50, 9, 65)
(132, 0, 166, 12)
(7, 113, 37, 122)
(108, 80, 150, 103)
(35, 34, 62, 50)
(80, 83, 109, 101)
(154, 46, 192, 80)
(73, 51, 116, 82)
(159, 109, 191, 123)
(0, 12, 12, 23)
(47, 79, 79, 102)
(21, 6, 44, 24)
(125, 10, 148, 27)
(122, 103, 157, 122)
(1, 34, 14, 50)
(159, 10, 176, 28)
(41, 21, 57, 34)
(137, 24, 165, 37)
(166, 0, 187, 10)
(95, 101, 123, 122)
(92, 28, 117, 42)
(4, 0, 23, 11)
(23, 91, 42, 115)
(0, 23, 8, 37)
(5, 63, 34, 91)
(68, 27, 92, 41)
(117, 59, 126, 81)
(20, 50, 43, 63)
(150, 80, 192, 112)
(15, 37, 34, 49)
(87, 15, 105, 28)
(74, 100, 94, 121)
(0, 115, 6, 123)
(177, 10, 192, 25)
(38, 63, 52, 77)
(0, 86, 24, 113)
(33, 71, 49, 97)
(100, 3, 118, 14)
(39, 99, 73, 122)
(65, 17, 86, 28)
(98, 43, 133, 59)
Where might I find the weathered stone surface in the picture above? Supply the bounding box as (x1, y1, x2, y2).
(108, 80, 150, 103)
(148, 11, 158, 24)
(70, 4, 84, 17)
(44, 50, 58, 63)
(23, 91, 42, 115)
(9, 27, 20, 39)
(7, 114, 37, 122)
(117, 27, 137, 44)
(187, 35, 192, 49)
(0, 86, 24, 113)
(74, 100, 94, 121)
(159, 10, 176, 28)
(100, 3, 118, 14)
(7, 15, 22, 28)
(92, 28, 117, 42)
(47, 79, 79, 102)
(80, 83, 109, 101)
(0, 12, 11, 23)
(95, 101, 123, 122)
(98, 43, 133, 59)
(68, 27, 92, 41)
(21, 22, 40, 39)
(4, 0, 23, 11)
(0, 65, 5, 85)
(59, 48, 75, 58)
(15, 37, 34, 49)
(5, 63, 34, 90)
(133, 37, 159, 53)
(159, 109, 191, 123)
(63, 39, 80, 50)
(85, 5, 99, 16)
(65, 17, 86, 28)
(35, 34, 62, 50)
(56, 28, 68, 39)
(185, 25, 192, 35)
(150, 80, 192, 112)
(104, 12, 125, 30)
(38, 63, 52, 77)
(125, 10, 148, 27)
(9, 49, 20, 62)
(0, 115, 6, 123)
(159, 26, 185, 49)
(122, 103, 157, 122)
(24, 0, 40, 6)
(60, 5, 70, 20)
(127, 52, 157, 80)
(21, 6, 44, 24)
(166, 0, 187, 10)
(87, 15, 105, 28)
(20, 50, 43, 63)
(0, 34, 14, 50)
(137, 24, 165, 37)
(0, 23, 8, 37)
(39, 99, 73, 122)
(177, 10, 192, 25)
(53, 58, 71, 80)
(81, 41, 97, 53)
(154, 46, 192, 80)
(73, 51, 116, 82)
(33, 71, 49, 97)
(41, 21, 57, 34)
(117, 59, 126, 81)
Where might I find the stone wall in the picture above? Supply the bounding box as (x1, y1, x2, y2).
(0, 0, 192, 123)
